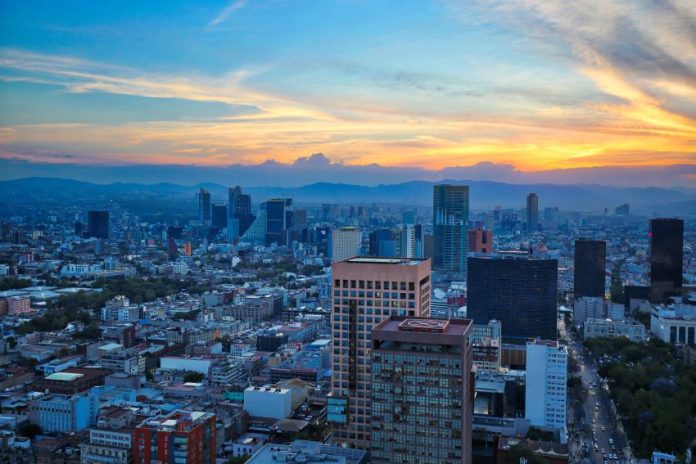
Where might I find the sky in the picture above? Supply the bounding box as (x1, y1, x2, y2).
(0, 0, 695, 181)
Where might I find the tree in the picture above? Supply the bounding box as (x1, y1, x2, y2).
(227, 456, 249, 464)
(18, 423, 41, 439)
(183, 371, 205, 383)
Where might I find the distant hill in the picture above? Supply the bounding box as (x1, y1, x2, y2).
(1, 177, 694, 215)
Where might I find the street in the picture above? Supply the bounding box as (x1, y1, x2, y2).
(561, 321, 633, 464)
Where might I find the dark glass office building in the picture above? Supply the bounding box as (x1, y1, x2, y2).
(574, 239, 606, 298)
(265, 198, 292, 246)
(211, 204, 228, 229)
(433, 184, 469, 274)
(650, 218, 684, 303)
(467, 253, 558, 340)
(198, 188, 211, 223)
(526, 193, 539, 232)
(87, 210, 109, 239)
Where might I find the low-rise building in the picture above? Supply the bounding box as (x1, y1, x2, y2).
(29, 392, 98, 433)
(583, 318, 647, 342)
(244, 385, 293, 419)
(651, 302, 696, 345)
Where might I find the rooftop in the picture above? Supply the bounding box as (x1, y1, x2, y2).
(342, 256, 427, 265)
(45, 372, 84, 382)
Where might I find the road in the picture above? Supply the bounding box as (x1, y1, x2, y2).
(561, 321, 632, 464)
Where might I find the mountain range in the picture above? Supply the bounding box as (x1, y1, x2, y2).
(1, 177, 694, 215)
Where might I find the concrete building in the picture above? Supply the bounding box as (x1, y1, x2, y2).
(468, 228, 494, 254)
(583, 318, 647, 342)
(134, 410, 216, 464)
(80, 426, 134, 464)
(29, 392, 98, 433)
(243, 385, 293, 419)
(651, 302, 696, 345)
(370, 317, 473, 464)
(525, 339, 567, 435)
(331, 227, 362, 263)
(101, 295, 140, 322)
(247, 440, 367, 464)
(329, 257, 431, 449)
(573, 296, 605, 324)
(160, 357, 213, 376)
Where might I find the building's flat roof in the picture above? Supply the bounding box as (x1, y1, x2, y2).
(343, 257, 427, 265)
(45, 372, 84, 382)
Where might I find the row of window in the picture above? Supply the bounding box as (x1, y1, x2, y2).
(335, 280, 416, 291)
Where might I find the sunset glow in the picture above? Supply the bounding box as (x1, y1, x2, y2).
(0, 0, 695, 175)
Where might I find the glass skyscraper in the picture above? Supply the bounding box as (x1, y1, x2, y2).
(650, 218, 684, 303)
(433, 185, 469, 274)
(573, 239, 606, 298)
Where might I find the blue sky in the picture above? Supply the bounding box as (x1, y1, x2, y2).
(0, 0, 694, 175)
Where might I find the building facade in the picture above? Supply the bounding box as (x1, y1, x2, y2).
(467, 253, 558, 340)
(329, 257, 431, 450)
(331, 227, 362, 263)
(87, 210, 109, 239)
(525, 339, 567, 432)
(650, 218, 684, 303)
(134, 410, 216, 464)
(370, 317, 473, 464)
(526, 193, 539, 232)
(574, 239, 606, 298)
(433, 185, 469, 274)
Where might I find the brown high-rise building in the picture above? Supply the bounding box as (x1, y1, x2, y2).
(468, 228, 493, 253)
(328, 257, 431, 450)
(370, 317, 473, 464)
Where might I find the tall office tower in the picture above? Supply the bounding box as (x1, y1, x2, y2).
(87, 210, 109, 239)
(211, 204, 228, 229)
(574, 239, 606, 298)
(468, 228, 493, 253)
(467, 253, 558, 340)
(525, 339, 568, 432)
(433, 184, 469, 275)
(265, 198, 292, 246)
(413, 224, 425, 258)
(650, 218, 684, 303)
(395, 225, 417, 258)
(368, 229, 397, 257)
(331, 227, 362, 262)
(370, 317, 473, 464)
(328, 257, 431, 450)
(198, 188, 211, 224)
(615, 203, 630, 215)
(526, 193, 539, 232)
(134, 410, 216, 464)
(227, 186, 255, 240)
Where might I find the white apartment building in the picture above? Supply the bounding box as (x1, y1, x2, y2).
(331, 227, 361, 263)
(525, 339, 568, 433)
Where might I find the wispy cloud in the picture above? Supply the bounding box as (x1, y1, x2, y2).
(209, 0, 249, 27)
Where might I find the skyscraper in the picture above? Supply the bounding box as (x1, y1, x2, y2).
(368, 229, 396, 257)
(433, 185, 469, 274)
(87, 210, 109, 239)
(211, 204, 228, 229)
(265, 198, 292, 246)
(370, 317, 473, 464)
(227, 186, 255, 240)
(526, 193, 539, 232)
(574, 239, 606, 298)
(198, 188, 211, 224)
(329, 257, 431, 450)
(525, 339, 568, 432)
(467, 253, 558, 340)
(331, 227, 362, 262)
(650, 218, 684, 303)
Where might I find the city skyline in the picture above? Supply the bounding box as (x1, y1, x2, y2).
(1, 0, 695, 179)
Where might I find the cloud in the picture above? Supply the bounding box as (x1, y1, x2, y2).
(209, 0, 249, 27)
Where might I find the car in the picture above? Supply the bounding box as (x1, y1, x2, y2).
(601, 426, 606, 431)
